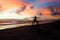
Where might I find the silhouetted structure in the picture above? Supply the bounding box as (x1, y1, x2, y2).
(31, 16, 40, 33)
(32, 16, 39, 25)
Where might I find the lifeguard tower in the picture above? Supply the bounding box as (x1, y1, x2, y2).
(32, 16, 39, 25)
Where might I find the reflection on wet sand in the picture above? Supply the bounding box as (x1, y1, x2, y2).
(0, 19, 59, 30)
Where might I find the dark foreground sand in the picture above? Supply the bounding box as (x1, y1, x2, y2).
(0, 20, 60, 40)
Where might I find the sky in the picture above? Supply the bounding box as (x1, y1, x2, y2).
(0, 0, 60, 19)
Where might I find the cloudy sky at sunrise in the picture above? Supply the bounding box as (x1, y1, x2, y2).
(0, 0, 60, 19)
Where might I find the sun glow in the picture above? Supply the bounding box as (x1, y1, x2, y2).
(0, 8, 30, 19)
(0, 0, 31, 19)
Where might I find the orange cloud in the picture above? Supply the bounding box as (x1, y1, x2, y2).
(0, 0, 59, 19)
(0, 0, 29, 10)
(42, 9, 51, 15)
(0, 0, 51, 15)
